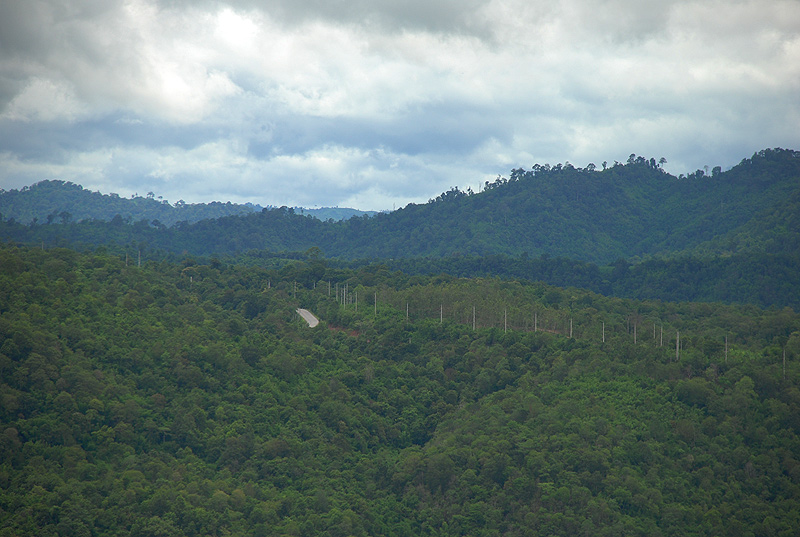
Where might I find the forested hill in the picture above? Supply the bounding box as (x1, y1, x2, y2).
(329, 148, 800, 262)
(2, 148, 799, 264)
(0, 181, 376, 226)
(1, 244, 799, 536)
(0, 180, 259, 227)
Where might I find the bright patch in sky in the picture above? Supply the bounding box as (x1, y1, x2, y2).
(215, 9, 259, 51)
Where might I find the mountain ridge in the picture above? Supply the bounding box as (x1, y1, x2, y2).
(1, 147, 798, 265)
(0, 181, 376, 225)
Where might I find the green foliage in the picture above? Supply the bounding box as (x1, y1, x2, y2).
(0, 180, 258, 227)
(3, 148, 799, 264)
(0, 181, 376, 227)
(375, 252, 800, 310)
(1, 244, 799, 536)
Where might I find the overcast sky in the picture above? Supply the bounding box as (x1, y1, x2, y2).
(1, 0, 799, 210)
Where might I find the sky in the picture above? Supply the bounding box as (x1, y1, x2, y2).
(1, 1, 799, 211)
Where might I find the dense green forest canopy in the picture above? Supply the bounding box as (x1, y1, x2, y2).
(1, 244, 800, 536)
(0, 180, 259, 227)
(370, 252, 800, 311)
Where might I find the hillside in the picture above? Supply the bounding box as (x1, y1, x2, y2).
(0, 181, 377, 226)
(348, 148, 800, 261)
(1, 244, 799, 536)
(0, 180, 259, 227)
(2, 149, 798, 265)
(368, 252, 800, 311)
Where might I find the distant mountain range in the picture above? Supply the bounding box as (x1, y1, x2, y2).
(291, 206, 380, 221)
(0, 181, 376, 226)
(1, 148, 798, 264)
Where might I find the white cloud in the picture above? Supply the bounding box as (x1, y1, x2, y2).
(214, 7, 260, 52)
(1, 0, 799, 210)
(0, 147, 114, 191)
(1, 78, 88, 122)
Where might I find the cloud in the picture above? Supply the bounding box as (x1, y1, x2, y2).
(1, 78, 87, 122)
(1, 0, 799, 210)
(183, 0, 493, 36)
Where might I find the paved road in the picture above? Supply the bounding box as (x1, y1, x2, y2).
(296, 308, 320, 328)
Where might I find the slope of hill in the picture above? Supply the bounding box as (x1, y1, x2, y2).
(365, 252, 800, 311)
(356, 148, 800, 262)
(1, 245, 799, 536)
(686, 185, 800, 258)
(5, 149, 797, 265)
(650, 148, 800, 258)
(0, 181, 378, 226)
(0, 180, 259, 226)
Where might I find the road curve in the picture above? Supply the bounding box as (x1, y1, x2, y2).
(296, 308, 320, 328)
